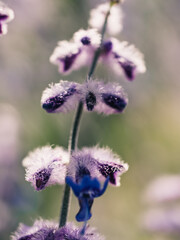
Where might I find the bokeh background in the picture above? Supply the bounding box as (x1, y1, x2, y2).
(0, 0, 180, 239)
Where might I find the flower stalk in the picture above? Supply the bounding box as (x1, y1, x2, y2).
(59, 2, 113, 228)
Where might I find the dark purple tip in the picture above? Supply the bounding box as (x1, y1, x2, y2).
(19, 237, 32, 240)
(0, 14, 9, 21)
(81, 36, 91, 45)
(119, 59, 136, 80)
(19, 230, 55, 240)
(102, 93, 127, 112)
(35, 169, 51, 190)
(98, 164, 121, 185)
(102, 41, 113, 54)
(59, 50, 81, 72)
(42, 87, 76, 113)
(86, 91, 97, 111)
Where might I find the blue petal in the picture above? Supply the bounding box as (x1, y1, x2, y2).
(65, 176, 81, 197)
(95, 176, 109, 197)
(80, 175, 100, 191)
(76, 198, 93, 222)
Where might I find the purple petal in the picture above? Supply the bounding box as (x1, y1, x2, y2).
(58, 51, 81, 72)
(35, 169, 51, 191)
(0, 14, 9, 21)
(42, 87, 76, 113)
(102, 93, 127, 112)
(98, 163, 123, 185)
(119, 59, 136, 80)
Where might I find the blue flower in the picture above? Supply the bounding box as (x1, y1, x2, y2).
(66, 175, 109, 222)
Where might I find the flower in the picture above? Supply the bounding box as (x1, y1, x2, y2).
(66, 175, 109, 222)
(80, 81, 128, 114)
(22, 145, 69, 191)
(102, 38, 146, 80)
(12, 220, 105, 240)
(50, 29, 101, 75)
(41, 80, 80, 113)
(66, 147, 128, 222)
(50, 41, 85, 75)
(0, 1, 14, 35)
(41, 80, 128, 115)
(89, 3, 123, 35)
(11, 218, 58, 240)
(68, 146, 129, 187)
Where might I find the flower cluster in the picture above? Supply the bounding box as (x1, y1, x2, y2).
(22, 145, 128, 191)
(0, 1, 14, 36)
(41, 80, 128, 115)
(49, 2, 146, 81)
(12, 219, 105, 240)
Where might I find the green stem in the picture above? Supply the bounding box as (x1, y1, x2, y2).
(59, 2, 112, 228)
(59, 101, 83, 228)
(88, 5, 111, 79)
(69, 101, 84, 153)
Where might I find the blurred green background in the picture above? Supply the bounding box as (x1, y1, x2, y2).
(0, 0, 180, 239)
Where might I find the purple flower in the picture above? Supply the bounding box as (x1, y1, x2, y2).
(41, 81, 80, 113)
(41, 80, 128, 115)
(88, 3, 123, 36)
(68, 146, 129, 187)
(0, 1, 14, 36)
(102, 38, 146, 80)
(50, 41, 85, 74)
(49, 40, 92, 75)
(80, 81, 128, 115)
(66, 175, 109, 222)
(22, 146, 69, 191)
(50, 29, 101, 75)
(12, 220, 105, 240)
(11, 219, 58, 240)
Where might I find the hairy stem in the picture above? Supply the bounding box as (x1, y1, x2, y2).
(59, 3, 112, 228)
